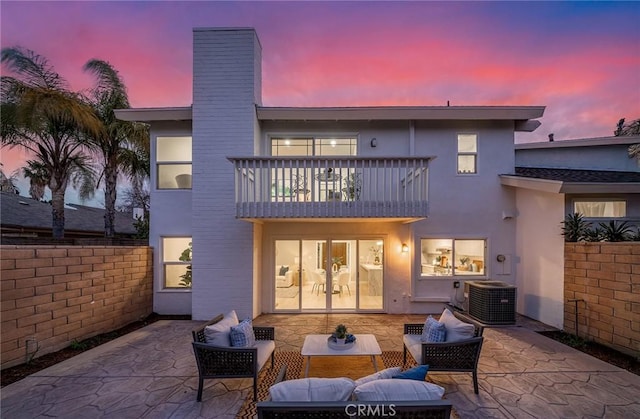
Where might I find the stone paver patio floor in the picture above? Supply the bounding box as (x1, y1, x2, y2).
(2, 314, 639, 418)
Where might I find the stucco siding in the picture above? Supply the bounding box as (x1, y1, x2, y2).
(412, 120, 518, 301)
(516, 143, 639, 172)
(148, 121, 193, 315)
(515, 188, 565, 328)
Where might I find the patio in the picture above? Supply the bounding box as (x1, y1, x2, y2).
(2, 313, 639, 418)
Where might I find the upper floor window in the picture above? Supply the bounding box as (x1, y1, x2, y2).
(270, 137, 357, 202)
(574, 200, 626, 218)
(420, 238, 486, 277)
(157, 136, 192, 189)
(457, 134, 477, 174)
(271, 137, 357, 157)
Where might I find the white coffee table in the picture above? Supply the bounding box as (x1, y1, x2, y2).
(301, 334, 382, 377)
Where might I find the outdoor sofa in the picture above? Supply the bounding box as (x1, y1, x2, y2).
(256, 364, 453, 418)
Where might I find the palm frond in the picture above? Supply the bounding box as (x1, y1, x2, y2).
(628, 143, 640, 163)
(83, 59, 128, 101)
(68, 155, 97, 201)
(1, 47, 68, 90)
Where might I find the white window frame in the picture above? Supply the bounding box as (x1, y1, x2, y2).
(419, 238, 487, 278)
(573, 199, 627, 218)
(457, 133, 478, 175)
(156, 136, 192, 190)
(161, 236, 192, 289)
(269, 135, 358, 202)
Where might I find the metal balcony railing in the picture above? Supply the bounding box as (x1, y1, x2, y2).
(228, 156, 433, 219)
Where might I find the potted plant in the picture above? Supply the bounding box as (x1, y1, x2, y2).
(342, 172, 362, 201)
(334, 324, 348, 344)
(179, 242, 192, 287)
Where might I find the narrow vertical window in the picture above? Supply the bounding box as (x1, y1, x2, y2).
(457, 134, 477, 174)
(162, 237, 192, 288)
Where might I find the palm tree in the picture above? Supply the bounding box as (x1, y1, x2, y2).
(0, 163, 19, 193)
(22, 160, 48, 200)
(614, 118, 640, 164)
(83, 59, 149, 237)
(1, 47, 101, 239)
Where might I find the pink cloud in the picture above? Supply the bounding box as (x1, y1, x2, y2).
(1, 0, 638, 172)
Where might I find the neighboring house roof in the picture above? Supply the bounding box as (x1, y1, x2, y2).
(500, 167, 640, 194)
(116, 105, 545, 132)
(516, 135, 640, 149)
(0, 192, 137, 237)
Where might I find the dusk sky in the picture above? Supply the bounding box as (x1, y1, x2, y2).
(1, 1, 639, 205)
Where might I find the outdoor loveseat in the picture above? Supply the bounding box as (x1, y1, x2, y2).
(191, 312, 275, 401)
(256, 365, 452, 419)
(403, 308, 485, 394)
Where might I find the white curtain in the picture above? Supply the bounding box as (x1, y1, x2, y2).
(575, 201, 625, 217)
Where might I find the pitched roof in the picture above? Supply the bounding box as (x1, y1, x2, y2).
(0, 192, 136, 236)
(500, 168, 640, 194)
(514, 167, 640, 183)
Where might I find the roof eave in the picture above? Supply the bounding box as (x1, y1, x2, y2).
(115, 107, 192, 122)
(256, 106, 545, 122)
(559, 183, 640, 194)
(500, 175, 640, 194)
(499, 175, 563, 193)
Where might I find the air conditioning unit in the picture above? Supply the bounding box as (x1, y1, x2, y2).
(466, 280, 517, 325)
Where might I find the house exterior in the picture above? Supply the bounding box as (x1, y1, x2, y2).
(116, 28, 639, 328)
(504, 136, 640, 327)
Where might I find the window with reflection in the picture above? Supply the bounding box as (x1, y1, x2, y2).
(420, 238, 486, 277)
(162, 237, 192, 288)
(270, 137, 357, 202)
(457, 134, 477, 174)
(157, 136, 192, 189)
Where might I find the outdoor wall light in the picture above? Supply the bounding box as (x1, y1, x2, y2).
(370, 137, 377, 147)
(401, 243, 409, 253)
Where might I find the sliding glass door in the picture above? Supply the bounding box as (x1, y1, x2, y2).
(274, 238, 384, 312)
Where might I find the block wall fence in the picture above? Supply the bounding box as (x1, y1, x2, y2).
(1, 245, 153, 369)
(564, 242, 640, 358)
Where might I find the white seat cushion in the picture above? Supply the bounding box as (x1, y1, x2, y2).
(353, 379, 445, 401)
(403, 334, 423, 364)
(269, 377, 356, 402)
(255, 340, 276, 371)
(204, 310, 239, 346)
(439, 308, 475, 342)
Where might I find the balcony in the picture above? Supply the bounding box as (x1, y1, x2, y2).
(228, 156, 433, 220)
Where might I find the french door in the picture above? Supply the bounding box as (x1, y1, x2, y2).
(274, 238, 384, 312)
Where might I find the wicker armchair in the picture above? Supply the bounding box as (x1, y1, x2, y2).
(192, 314, 275, 401)
(403, 311, 484, 394)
